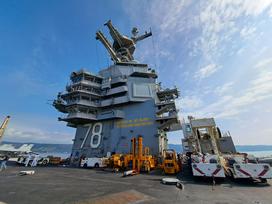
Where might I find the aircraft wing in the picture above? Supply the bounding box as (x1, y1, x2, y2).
(0, 144, 33, 156)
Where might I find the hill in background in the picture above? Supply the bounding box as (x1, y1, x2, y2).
(2, 141, 272, 154)
(2, 141, 72, 153)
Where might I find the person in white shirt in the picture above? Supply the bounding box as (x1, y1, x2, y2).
(31, 155, 38, 167)
(0, 156, 8, 171)
(25, 154, 31, 167)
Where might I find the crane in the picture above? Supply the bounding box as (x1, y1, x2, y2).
(0, 116, 11, 144)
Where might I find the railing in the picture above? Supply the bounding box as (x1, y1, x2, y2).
(64, 86, 101, 96)
(158, 118, 178, 130)
(97, 110, 125, 120)
(100, 95, 128, 107)
(130, 67, 157, 78)
(66, 99, 99, 107)
(111, 75, 127, 84)
(132, 66, 148, 73)
(156, 112, 178, 120)
(156, 103, 176, 115)
(60, 112, 97, 121)
(67, 80, 101, 89)
(105, 86, 128, 96)
(101, 79, 111, 89)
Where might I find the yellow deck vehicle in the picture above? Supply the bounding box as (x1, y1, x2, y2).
(133, 136, 156, 173)
(161, 149, 181, 174)
(48, 156, 62, 165)
(109, 154, 124, 171)
(109, 136, 156, 173)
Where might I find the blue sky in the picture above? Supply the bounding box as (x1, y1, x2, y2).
(1, 0, 272, 145)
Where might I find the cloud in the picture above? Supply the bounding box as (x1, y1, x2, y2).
(194, 0, 272, 60)
(236, 48, 245, 55)
(194, 64, 220, 79)
(240, 26, 256, 39)
(124, 0, 272, 75)
(158, 0, 190, 34)
(241, 0, 272, 16)
(184, 69, 272, 119)
(177, 95, 203, 110)
(214, 82, 234, 96)
(255, 57, 272, 69)
(1, 114, 75, 144)
(5, 127, 73, 144)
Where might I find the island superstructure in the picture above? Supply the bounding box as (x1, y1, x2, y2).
(53, 20, 181, 165)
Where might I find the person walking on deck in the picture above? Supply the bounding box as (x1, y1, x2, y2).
(31, 155, 38, 167)
(25, 154, 31, 167)
(0, 156, 9, 171)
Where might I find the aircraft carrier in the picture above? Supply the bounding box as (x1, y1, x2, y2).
(1, 21, 271, 204)
(53, 20, 181, 165)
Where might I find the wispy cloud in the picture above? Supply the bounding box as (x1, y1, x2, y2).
(240, 26, 256, 39)
(1, 114, 75, 144)
(194, 64, 220, 79)
(255, 57, 272, 69)
(178, 95, 203, 110)
(5, 126, 73, 144)
(214, 82, 234, 96)
(184, 69, 272, 119)
(241, 0, 272, 16)
(236, 48, 245, 55)
(124, 0, 272, 73)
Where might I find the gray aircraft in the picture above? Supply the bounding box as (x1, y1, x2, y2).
(0, 144, 33, 157)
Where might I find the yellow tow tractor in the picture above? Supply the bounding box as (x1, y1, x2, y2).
(109, 154, 123, 171)
(161, 149, 181, 174)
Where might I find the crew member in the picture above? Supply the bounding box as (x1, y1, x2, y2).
(0, 156, 9, 171)
(31, 155, 38, 167)
(25, 154, 31, 167)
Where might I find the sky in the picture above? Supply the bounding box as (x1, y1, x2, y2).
(0, 0, 272, 145)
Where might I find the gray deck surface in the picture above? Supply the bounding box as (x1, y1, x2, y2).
(0, 164, 272, 204)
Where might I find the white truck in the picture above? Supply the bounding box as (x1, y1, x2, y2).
(190, 154, 225, 178)
(224, 154, 272, 183)
(80, 157, 108, 168)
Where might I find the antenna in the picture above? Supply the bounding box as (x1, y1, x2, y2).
(151, 27, 158, 70)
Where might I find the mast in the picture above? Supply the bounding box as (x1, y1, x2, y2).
(96, 20, 152, 63)
(95, 31, 121, 63)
